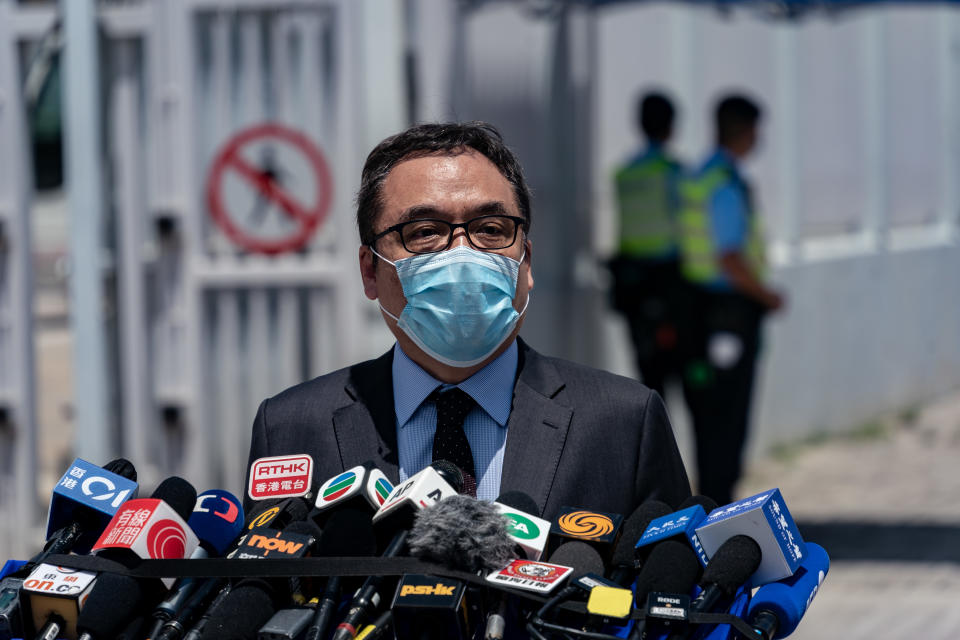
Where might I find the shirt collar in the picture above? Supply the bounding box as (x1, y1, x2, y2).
(392, 340, 519, 428)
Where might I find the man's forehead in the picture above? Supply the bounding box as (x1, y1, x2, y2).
(378, 150, 518, 222)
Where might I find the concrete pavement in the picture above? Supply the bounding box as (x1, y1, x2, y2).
(737, 389, 960, 639)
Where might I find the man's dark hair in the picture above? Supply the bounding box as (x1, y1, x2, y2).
(715, 94, 762, 147)
(356, 121, 532, 246)
(637, 92, 675, 142)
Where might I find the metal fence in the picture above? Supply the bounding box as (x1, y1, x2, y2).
(0, 0, 373, 559)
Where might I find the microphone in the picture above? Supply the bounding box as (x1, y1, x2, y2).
(390, 574, 475, 640)
(197, 518, 322, 640)
(75, 477, 199, 640)
(401, 495, 517, 640)
(0, 573, 24, 640)
(142, 489, 245, 640)
(492, 490, 551, 561)
(483, 491, 550, 640)
(608, 500, 672, 586)
(747, 542, 829, 640)
(407, 494, 516, 573)
(198, 579, 281, 640)
(42, 457, 139, 556)
(175, 504, 318, 640)
(627, 540, 703, 640)
(665, 534, 763, 640)
(313, 461, 395, 523)
(634, 496, 718, 571)
(695, 489, 805, 587)
(548, 506, 624, 562)
(244, 496, 313, 532)
(303, 509, 378, 640)
(332, 462, 462, 640)
(247, 454, 315, 502)
(527, 541, 607, 635)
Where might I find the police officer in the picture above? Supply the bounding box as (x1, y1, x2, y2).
(610, 92, 685, 397)
(678, 94, 785, 505)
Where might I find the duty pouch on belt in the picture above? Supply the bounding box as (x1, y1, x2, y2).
(605, 255, 660, 313)
(705, 293, 764, 336)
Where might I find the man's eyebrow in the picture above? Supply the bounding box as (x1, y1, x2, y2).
(397, 201, 510, 223)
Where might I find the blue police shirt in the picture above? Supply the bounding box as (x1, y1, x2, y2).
(698, 148, 750, 291)
(392, 340, 516, 501)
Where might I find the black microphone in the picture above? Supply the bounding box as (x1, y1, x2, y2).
(193, 517, 321, 640)
(303, 508, 377, 640)
(198, 579, 280, 640)
(244, 496, 313, 532)
(176, 501, 317, 640)
(332, 462, 462, 640)
(0, 574, 24, 639)
(74, 477, 198, 640)
(626, 539, 703, 640)
(528, 541, 607, 635)
(142, 488, 246, 640)
(608, 501, 672, 586)
(666, 534, 762, 640)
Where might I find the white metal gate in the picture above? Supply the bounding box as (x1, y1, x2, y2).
(0, 0, 375, 559)
(107, 0, 368, 494)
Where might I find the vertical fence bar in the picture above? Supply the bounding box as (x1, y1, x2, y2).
(62, 0, 112, 464)
(0, 0, 40, 559)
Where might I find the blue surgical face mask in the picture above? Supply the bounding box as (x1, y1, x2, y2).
(372, 244, 529, 368)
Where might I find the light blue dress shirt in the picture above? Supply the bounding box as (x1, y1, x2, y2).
(392, 340, 517, 501)
(698, 148, 750, 291)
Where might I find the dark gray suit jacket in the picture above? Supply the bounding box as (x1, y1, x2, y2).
(244, 339, 690, 519)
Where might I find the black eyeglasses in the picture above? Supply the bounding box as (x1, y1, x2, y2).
(370, 214, 527, 255)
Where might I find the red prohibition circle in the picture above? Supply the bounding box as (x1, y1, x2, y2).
(206, 123, 333, 255)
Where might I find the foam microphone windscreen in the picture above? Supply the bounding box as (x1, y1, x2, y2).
(677, 495, 719, 514)
(152, 477, 198, 521)
(703, 535, 763, 596)
(103, 457, 138, 482)
(612, 501, 672, 569)
(284, 519, 322, 541)
(495, 490, 540, 516)
(199, 579, 278, 640)
(408, 494, 516, 572)
(76, 573, 146, 639)
(634, 540, 702, 603)
(548, 541, 606, 580)
(318, 509, 376, 557)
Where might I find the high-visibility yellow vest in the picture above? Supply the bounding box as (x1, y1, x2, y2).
(614, 153, 679, 258)
(677, 165, 766, 285)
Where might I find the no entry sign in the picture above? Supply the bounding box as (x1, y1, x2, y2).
(206, 123, 333, 254)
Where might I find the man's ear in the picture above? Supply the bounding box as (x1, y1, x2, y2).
(359, 246, 378, 300)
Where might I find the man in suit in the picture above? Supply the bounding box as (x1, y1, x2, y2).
(245, 122, 690, 519)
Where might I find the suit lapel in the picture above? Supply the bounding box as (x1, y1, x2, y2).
(499, 341, 572, 517)
(332, 349, 400, 482)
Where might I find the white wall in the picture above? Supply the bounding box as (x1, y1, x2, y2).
(423, 1, 960, 457)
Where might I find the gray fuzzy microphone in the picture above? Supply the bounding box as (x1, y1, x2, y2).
(407, 495, 517, 573)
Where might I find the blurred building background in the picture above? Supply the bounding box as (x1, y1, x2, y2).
(1, 0, 958, 606)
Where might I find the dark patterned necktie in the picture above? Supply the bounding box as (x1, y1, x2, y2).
(431, 387, 478, 497)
